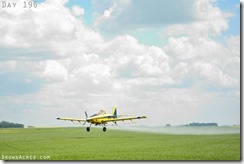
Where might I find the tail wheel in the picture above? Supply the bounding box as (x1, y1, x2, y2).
(86, 127, 90, 132)
(103, 127, 106, 132)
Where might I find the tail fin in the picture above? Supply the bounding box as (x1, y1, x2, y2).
(112, 106, 117, 118)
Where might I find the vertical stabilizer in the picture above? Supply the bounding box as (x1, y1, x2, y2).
(112, 106, 117, 118)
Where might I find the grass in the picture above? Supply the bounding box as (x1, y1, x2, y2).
(0, 127, 240, 160)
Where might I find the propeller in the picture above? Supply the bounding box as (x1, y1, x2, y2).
(83, 111, 88, 125)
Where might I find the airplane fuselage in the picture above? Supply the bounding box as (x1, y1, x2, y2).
(87, 114, 117, 125)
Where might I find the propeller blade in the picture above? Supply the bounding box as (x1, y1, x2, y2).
(83, 111, 88, 125)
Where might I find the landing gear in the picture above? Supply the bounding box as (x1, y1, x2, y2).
(86, 124, 106, 132)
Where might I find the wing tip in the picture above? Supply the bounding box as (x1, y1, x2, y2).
(137, 116, 147, 119)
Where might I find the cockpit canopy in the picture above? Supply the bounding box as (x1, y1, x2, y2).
(90, 110, 107, 117)
(97, 110, 106, 115)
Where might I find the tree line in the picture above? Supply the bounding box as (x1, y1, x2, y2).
(0, 121, 24, 128)
(187, 122, 218, 126)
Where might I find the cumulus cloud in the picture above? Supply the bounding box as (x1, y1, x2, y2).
(93, 0, 231, 37)
(164, 35, 239, 88)
(71, 5, 84, 16)
(94, 0, 196, 33)
(0, 0, 240, 126)
(162, 0, 232, 37)
(191, 62, 238, 87)
(42, 60, 68, 81)
(0, 0, 103, 56)
(227, 35, 240, 56)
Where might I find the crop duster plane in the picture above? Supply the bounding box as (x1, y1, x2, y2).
(57, 107, 146, 132)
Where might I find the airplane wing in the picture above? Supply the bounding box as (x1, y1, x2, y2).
(57, 117, 86, 123)
(102, 116, 146, 124)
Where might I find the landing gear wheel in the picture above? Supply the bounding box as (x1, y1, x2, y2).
(103, 127, 106, 132)
(86, 127, 90, 132)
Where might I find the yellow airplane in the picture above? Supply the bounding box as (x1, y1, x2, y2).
(57, 106, 146, 132)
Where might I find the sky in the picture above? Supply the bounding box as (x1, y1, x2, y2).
(0, 0, 241, 127)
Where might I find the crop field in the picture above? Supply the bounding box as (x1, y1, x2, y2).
(0, 127, 240, 160)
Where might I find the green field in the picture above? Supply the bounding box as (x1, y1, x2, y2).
(0, 127, 240, 160)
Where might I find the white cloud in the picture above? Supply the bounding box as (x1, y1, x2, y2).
(93, 0, 231, 38)
(164, 36, 228, 63)
(164, 35, 239, 88)
(227, 35, 240, 56)
(71, 5, 84, 16)
(162, 0, 232, 37)
(42, 60, 68, 81)
(0, 61, 17, 73)
(94, 0, 196, 33)
(0, 0, 103, 57)
(192, 62, 238, 87)
(0, 0, 240, 126)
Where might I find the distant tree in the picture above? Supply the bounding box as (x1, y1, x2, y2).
(165, 124, 171, 127)
(0, 121, 24, 128)
(188, 122, 218, 126)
